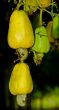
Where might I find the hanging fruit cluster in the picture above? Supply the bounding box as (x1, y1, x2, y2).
(7, 0, 59, 107)
(7, 9, 34, 106)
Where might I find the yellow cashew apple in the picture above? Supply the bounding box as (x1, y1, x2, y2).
(38, 0, 51, 8)
(7, 10, 34, 49)
(9, 62, 33, 95)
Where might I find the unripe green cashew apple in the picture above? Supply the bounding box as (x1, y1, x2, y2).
(32, 26, 50, 53)
(52, 14, 59, 39)
(7, 10, 34, 49)
(9, 62, 33, 95)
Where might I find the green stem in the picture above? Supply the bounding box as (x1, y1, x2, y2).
(51, 0, 54, 19)
(43, 8, 57, 17)
(37, 3, 57, 18)
(39, 9, 43, 26)
(16, 2, 23, 10)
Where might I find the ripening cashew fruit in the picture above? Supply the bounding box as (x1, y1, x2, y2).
(38, 0, 51, 8)
(52, 14, 59, 39)
(32, 26, 50, 53)
(7, 10, 34, 49)
(46, 21, 54, 43)
(9, 62, 33, 95)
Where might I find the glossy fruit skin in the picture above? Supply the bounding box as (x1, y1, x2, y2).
(32, 26, 50, 53)
(9, 62, 33, 95)
(38, 0, 51, 8)
(7, 10, 34, 49)
(52, 15, 59, 39)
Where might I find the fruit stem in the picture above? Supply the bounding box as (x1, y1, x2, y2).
(44, 8, 57, 17)
(39, 9, 43, 26)
(16, 48, 28, 61)
(38, 6, 57, 17)
(16, 2, 23, 10)
(51, 0, 54, 19)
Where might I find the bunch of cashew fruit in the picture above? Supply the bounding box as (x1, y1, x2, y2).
(7, 0, 59, 108)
